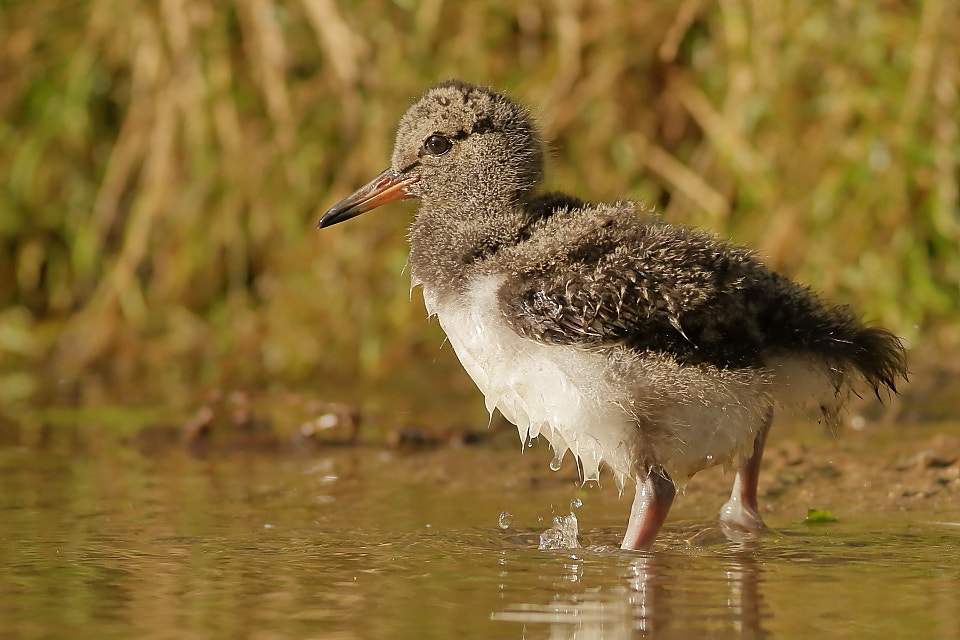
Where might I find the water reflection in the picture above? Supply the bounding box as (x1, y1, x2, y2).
(2, 437, 958, 639)
(493, 543, 768, 638)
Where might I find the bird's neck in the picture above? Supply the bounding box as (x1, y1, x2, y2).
(408, 199, 532, 298)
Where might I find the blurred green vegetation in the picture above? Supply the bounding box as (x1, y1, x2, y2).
(1, 0, 958, 411)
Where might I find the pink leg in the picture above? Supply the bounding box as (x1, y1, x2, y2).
(621, 472, 676, 550)
(719, 408, 773, 530)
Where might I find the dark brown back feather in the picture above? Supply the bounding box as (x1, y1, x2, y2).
(497, 203, 908, 393)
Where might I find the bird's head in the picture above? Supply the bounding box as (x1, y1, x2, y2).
(320, 80, 544, 228)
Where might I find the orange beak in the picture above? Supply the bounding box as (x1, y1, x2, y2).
(318, 169, 419, 228)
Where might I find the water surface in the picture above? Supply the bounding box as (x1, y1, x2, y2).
(1, 429, 958, 639)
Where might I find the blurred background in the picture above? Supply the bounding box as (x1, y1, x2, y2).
(1, 0, 958, 426)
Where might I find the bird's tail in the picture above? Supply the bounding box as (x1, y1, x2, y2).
(761, 273, 908, 400)
(805, 302, 908, 399)
(834, 323, 907, 397)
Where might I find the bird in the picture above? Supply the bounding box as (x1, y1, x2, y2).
(319, 80, 908, 550)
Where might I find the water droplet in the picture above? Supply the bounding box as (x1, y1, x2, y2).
(570, 497, 582, 510)
(549, 450, 564, 471)
(539, 528, 563, 549)
(498, 511, 514, 530)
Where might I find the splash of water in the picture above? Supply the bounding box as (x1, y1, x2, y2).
(539, 513, 580, 549)
(539, 497, 584, 550)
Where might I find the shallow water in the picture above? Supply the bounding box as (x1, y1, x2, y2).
(2, 430, 958, 640)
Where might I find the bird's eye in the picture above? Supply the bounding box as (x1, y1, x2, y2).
(423, 134, 452, 156)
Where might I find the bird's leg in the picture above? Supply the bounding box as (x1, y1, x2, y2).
(718, 407, 773, 530)
(621, 472, 676, 550)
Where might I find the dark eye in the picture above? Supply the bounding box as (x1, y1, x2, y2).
(423, 134, 452, 156)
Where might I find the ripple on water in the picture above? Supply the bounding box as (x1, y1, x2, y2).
(1, 442, 958, 639)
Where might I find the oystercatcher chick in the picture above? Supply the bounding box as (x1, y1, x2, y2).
(320, 80, 907, 550)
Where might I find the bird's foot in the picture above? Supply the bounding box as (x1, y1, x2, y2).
(718, 495, 766, 532)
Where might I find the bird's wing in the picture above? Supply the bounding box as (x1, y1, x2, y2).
(497, 219, 767, 367)
(495, 206, 906, 389)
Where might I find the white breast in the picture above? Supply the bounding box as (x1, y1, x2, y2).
(421, 275, 640, 484)
(419, 274, 838, 488)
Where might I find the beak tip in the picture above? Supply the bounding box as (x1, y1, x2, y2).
(317, 207, 347, 229)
